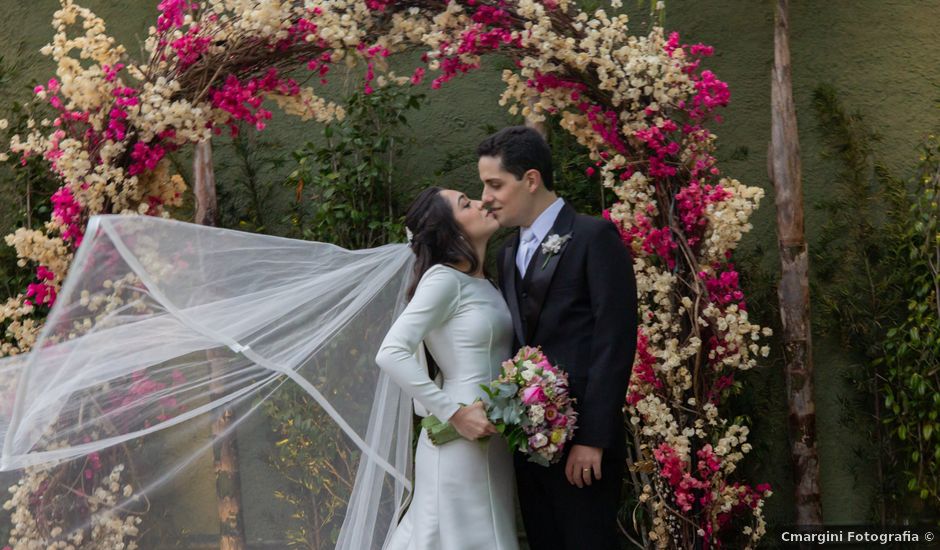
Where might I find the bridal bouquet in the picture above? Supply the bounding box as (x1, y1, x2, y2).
(485, 346, 579, 465)
(422, 346, 578, 466)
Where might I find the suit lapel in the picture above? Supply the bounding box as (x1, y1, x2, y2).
(523, 203, 576, 342)
(501, 231, 526, 345)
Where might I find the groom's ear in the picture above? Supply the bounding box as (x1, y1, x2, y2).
(523, 168, 543, 193)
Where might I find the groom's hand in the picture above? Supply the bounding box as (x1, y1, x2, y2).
(450, 401, 498, 440)
(565, 445, 603, 488)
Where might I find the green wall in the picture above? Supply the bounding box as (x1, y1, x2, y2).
(1, 0, 938, 544)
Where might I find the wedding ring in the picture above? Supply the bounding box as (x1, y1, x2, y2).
(582, 468, 591, 472)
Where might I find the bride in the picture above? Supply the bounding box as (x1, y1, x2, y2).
(376, 187, 519, 550)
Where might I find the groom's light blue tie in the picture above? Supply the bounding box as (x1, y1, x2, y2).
(517, 230, 539, 278)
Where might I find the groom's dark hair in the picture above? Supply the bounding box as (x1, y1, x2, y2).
(477, 126, 554, 191)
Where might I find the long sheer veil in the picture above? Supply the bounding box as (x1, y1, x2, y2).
(0, 214, 416, 549)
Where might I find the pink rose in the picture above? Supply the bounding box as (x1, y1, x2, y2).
(550, 413, 568, 427)
(522, 385, 546, 405)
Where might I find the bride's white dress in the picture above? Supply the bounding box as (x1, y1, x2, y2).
(375, 264, 519, 550)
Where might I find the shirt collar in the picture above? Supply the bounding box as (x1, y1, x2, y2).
(521, 197, 565, 245)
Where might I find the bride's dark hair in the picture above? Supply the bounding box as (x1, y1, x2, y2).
(404, 187, 481, 300)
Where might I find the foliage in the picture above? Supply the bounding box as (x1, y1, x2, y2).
(879, 136, 940, 513)
(264, 383, 357, 549)
(811, 85, 899, 353)
(0, 103, 60, 291)
(0, 50, 62, 356)
(283, 86, 423, 248)
(216, 124, 287, 234)
(547, 115, 617, 217)
(810, 83, 940, 522)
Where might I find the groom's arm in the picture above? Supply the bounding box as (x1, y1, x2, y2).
(574, 220, 638, 449)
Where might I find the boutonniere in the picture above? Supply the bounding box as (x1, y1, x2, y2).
(540, 233, 572, 269)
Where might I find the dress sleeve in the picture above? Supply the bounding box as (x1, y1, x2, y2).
(375, 266, 462, 421)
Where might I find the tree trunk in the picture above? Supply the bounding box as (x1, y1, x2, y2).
(769, 0, 823, 527)
(194, 140, 248, 550)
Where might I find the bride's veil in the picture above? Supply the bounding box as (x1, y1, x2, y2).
(0, 214, 416, 548)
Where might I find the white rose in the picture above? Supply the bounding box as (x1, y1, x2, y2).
(529, 432, 548, 449)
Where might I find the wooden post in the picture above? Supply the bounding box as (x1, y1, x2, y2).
(769, 0, 823, 527)
(193, 139, 248, 550)
(194, 140, 219, 227)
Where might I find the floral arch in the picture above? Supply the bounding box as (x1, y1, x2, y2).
(1, 0, 772, 548)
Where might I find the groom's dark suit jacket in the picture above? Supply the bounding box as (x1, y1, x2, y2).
(496, 202, 638, 453)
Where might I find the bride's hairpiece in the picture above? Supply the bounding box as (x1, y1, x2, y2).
(405, 227, 415, 245)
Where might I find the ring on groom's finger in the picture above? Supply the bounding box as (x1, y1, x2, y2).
(582, 468, 591, 472)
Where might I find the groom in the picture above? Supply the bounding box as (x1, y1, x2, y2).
(478, 126, 638, 550)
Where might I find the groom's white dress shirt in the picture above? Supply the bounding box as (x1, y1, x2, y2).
(516, 197, 565, 278)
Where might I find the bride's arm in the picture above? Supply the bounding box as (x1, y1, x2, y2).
(375, 266, 461, 422)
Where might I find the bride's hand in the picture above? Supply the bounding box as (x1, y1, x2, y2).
(449, 401, 498, 440)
